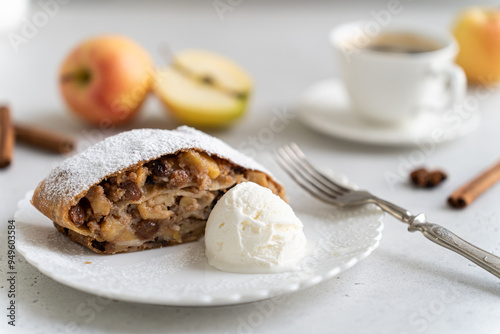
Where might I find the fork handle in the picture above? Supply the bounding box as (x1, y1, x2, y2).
(408, 214, 500, 279)
(373, 197, 500, 279)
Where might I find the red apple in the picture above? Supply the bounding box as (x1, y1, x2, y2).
(59, 35, 153, 126)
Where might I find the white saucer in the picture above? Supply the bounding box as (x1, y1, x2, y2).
(297, 79, 481, 146)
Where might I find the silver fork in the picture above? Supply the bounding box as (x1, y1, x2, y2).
(274, 143, 500, 279)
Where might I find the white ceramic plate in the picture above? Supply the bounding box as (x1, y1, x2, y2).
(298, 79, 481, 146)
(15, 182, 383, 307)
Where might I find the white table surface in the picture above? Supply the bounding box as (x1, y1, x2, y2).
(1, 1, 500, 333)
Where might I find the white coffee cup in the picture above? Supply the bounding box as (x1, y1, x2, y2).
(330, 20, 466, 126)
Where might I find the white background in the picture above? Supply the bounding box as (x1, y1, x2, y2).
(1, 1, 500, 333)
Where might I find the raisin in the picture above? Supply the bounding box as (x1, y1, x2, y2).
(69, 204, 85, 227)
(121, 181, 142, 201)
(135, 220, 160, 240)
(233, 166, 245, 175)
(145, 175, 155, 185)
(151, 160, 167, 177)
(80, 197, 91, 209)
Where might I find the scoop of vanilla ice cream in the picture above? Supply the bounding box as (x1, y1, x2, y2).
(205, 182, 307, 274)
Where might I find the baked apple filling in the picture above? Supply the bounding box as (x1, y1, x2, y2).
(63, 150, 283, 254)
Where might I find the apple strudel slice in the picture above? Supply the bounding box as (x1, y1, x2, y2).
(32, 126, 285, 254)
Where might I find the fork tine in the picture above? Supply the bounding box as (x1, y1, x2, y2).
(273, 152, 340, 206)
(288, 142, 351, 193)
(280, 146, 344, 197)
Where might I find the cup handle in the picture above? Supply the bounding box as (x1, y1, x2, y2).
(434, 63, 467, 109)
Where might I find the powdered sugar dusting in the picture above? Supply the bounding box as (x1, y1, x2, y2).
(38, 126, 274, 205)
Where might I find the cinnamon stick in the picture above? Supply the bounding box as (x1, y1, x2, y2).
(448, 160, 500, 209)
(0, 106, 14, 168)
(14, 124, 75, 154)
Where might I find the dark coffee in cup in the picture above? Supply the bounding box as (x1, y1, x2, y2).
(330, 21, 466, 125)
(365, 32, 442, 54)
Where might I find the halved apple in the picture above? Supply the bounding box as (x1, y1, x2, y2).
(154, 49, 252, 128)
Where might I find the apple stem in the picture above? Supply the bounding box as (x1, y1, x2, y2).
(60, 69, 92, 85)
